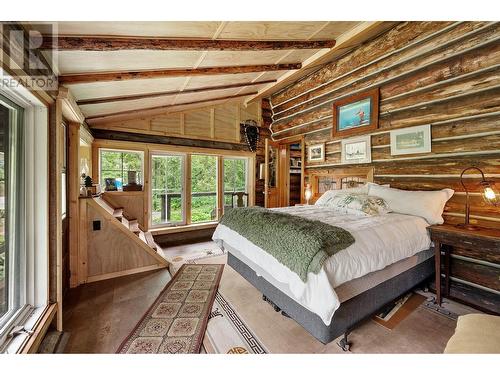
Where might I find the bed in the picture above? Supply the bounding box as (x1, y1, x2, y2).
(213, 167, 438, 348)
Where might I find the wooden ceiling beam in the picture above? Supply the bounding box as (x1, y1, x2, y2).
(42, 36, 336, 51)
(85, 91, 258, 122)
(76, 79, 277, 105)
(59, 63, 302, 84)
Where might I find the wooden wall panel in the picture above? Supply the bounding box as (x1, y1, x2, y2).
(214, 104, 239, 142)
(184, 108, 211, 139)
(269, 21, 500, 229)
(151, 113, 182, 136)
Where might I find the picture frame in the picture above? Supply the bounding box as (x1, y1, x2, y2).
(332, 88, 379, 138)
(341, 135, 372, 165)
(308, 143, 325, 162)
(390, 124, 432, 155)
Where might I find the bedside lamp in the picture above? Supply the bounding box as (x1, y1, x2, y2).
(458, 166, 499, 230)
(305, 184, 312, 205)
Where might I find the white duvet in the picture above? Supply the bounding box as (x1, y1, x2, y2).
(212, 205, 431, 325)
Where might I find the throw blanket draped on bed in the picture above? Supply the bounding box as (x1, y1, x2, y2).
(220, 206, 355, 282)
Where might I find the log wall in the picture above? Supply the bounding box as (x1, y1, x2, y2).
(268, 21, 500, 229)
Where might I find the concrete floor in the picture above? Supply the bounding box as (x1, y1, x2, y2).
(62, 241, 460, 354)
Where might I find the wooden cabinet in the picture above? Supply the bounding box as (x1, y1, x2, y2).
(429, 224, 500, 314)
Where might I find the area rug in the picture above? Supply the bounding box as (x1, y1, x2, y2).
(187, 255, 268, 354)
(372, 293, 427, 330)
(117, 263, 224, 354)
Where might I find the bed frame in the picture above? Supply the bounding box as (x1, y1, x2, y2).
(225, 167, 435, 348)
(228, 251, 434, 347)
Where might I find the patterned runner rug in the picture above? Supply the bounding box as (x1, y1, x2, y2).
(117, 263, 224, 354)
(188, 254, 268, 354)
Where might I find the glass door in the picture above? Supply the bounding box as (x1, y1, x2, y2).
(190, 154, 217, 223)
(151, 154, 185, 226)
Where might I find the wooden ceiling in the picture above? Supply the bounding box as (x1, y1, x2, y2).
(42, 21, 396, 123)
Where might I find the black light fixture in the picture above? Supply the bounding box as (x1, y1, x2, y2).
(458, 166, 499, 230)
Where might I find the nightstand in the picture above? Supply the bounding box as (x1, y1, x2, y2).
(428, 224, 500, 312)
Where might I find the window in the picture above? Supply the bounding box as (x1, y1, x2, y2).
(99, 149, 143, 191)
(223, 157, 248, 211)
(151, 154, 185, 226)
(0, 82, 48, 351)
(149, 151, 252, 228)
(190, 154, 217, 223)
(0, 95, 22, 322)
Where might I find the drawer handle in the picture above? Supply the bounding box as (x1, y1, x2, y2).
(463, 241, 473, 245)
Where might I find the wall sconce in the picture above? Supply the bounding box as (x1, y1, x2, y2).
(458, 166, 499, 230)
(305, 183, 312, 205)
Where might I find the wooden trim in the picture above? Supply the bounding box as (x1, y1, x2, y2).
(54, 99, 63, 330)
(91, 129, 249, 151)
(68, 122, 81, 288)
(217, 156, 224, 219)
(86, 92, 258, 122)
(185, 154, 192, 225)
(85, 264, 167, 284)
(59, 64, 302, 85)
(143, 148, 150, 231)
(19, 304, 57, 354)
(76, 80, 278, 105)
(43, 36, 336, 51)
(58, 87, 85, 123)
(78, 198, 88, 285)
(149, 222, 218, 236)
(210, 108, 215, 139)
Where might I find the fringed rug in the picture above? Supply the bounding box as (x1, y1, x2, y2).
(117, 263, 223, 354)
(188, 254, 268, 354)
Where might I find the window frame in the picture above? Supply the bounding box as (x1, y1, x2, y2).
(222, 156, 250, 212)
(150, 151, 187, 228)
(0, 70, 49, 352)
(98, 148, 144, 191)
(148, 150, 253, 230)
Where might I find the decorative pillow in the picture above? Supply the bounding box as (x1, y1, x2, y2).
(323, 192, 392, 216)
(315, 185, 367, 206)
(368, 184, 454, 225)
(315, 183, 388, 206)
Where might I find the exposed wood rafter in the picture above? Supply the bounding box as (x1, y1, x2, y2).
(76, 79, 277, 105)
(42, 36, 336, 51)
(59, 63, 302, 84)
(86, 91, 258, 122)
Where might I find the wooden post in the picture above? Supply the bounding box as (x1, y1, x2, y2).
(68, 122, 81, 288)
(54, 98, 63, 330)
(185, 154, 192, 225)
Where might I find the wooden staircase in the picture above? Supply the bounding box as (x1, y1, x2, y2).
(95, 195, 163, 254)
(73, 195, 170, 287)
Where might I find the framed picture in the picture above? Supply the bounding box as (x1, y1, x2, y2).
(390, 124, 431, 155)
(104, 177, 118, 191)
(341, 135, 371, 164)
(333, 88, 379, 138)
(308, 143, 325, 162)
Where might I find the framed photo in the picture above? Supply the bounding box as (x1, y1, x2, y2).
(333, 88, 379, 138)
(390, 124, 431, 155)
(308, 143, 325, 162)
(341, 135, 371, 164)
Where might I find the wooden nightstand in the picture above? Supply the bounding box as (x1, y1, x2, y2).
(428, 224, 500, 313)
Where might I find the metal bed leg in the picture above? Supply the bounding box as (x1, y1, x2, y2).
(337, 331, 351, 352)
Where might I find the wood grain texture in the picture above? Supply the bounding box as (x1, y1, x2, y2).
(43, 36, 336, 51)
(59, 64, 302, 84)
(268, 21, 500, 229)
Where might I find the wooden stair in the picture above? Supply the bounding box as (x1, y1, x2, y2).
(95, 195, 163, 255)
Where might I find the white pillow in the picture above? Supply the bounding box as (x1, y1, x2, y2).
(315, 185, 368, 206)
(368, 184, 454, 225)
(314, 182, 388, 206)
(328, 193, 392, 216)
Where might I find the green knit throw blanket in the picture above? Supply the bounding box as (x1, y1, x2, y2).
(220, 206, 355, 282)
